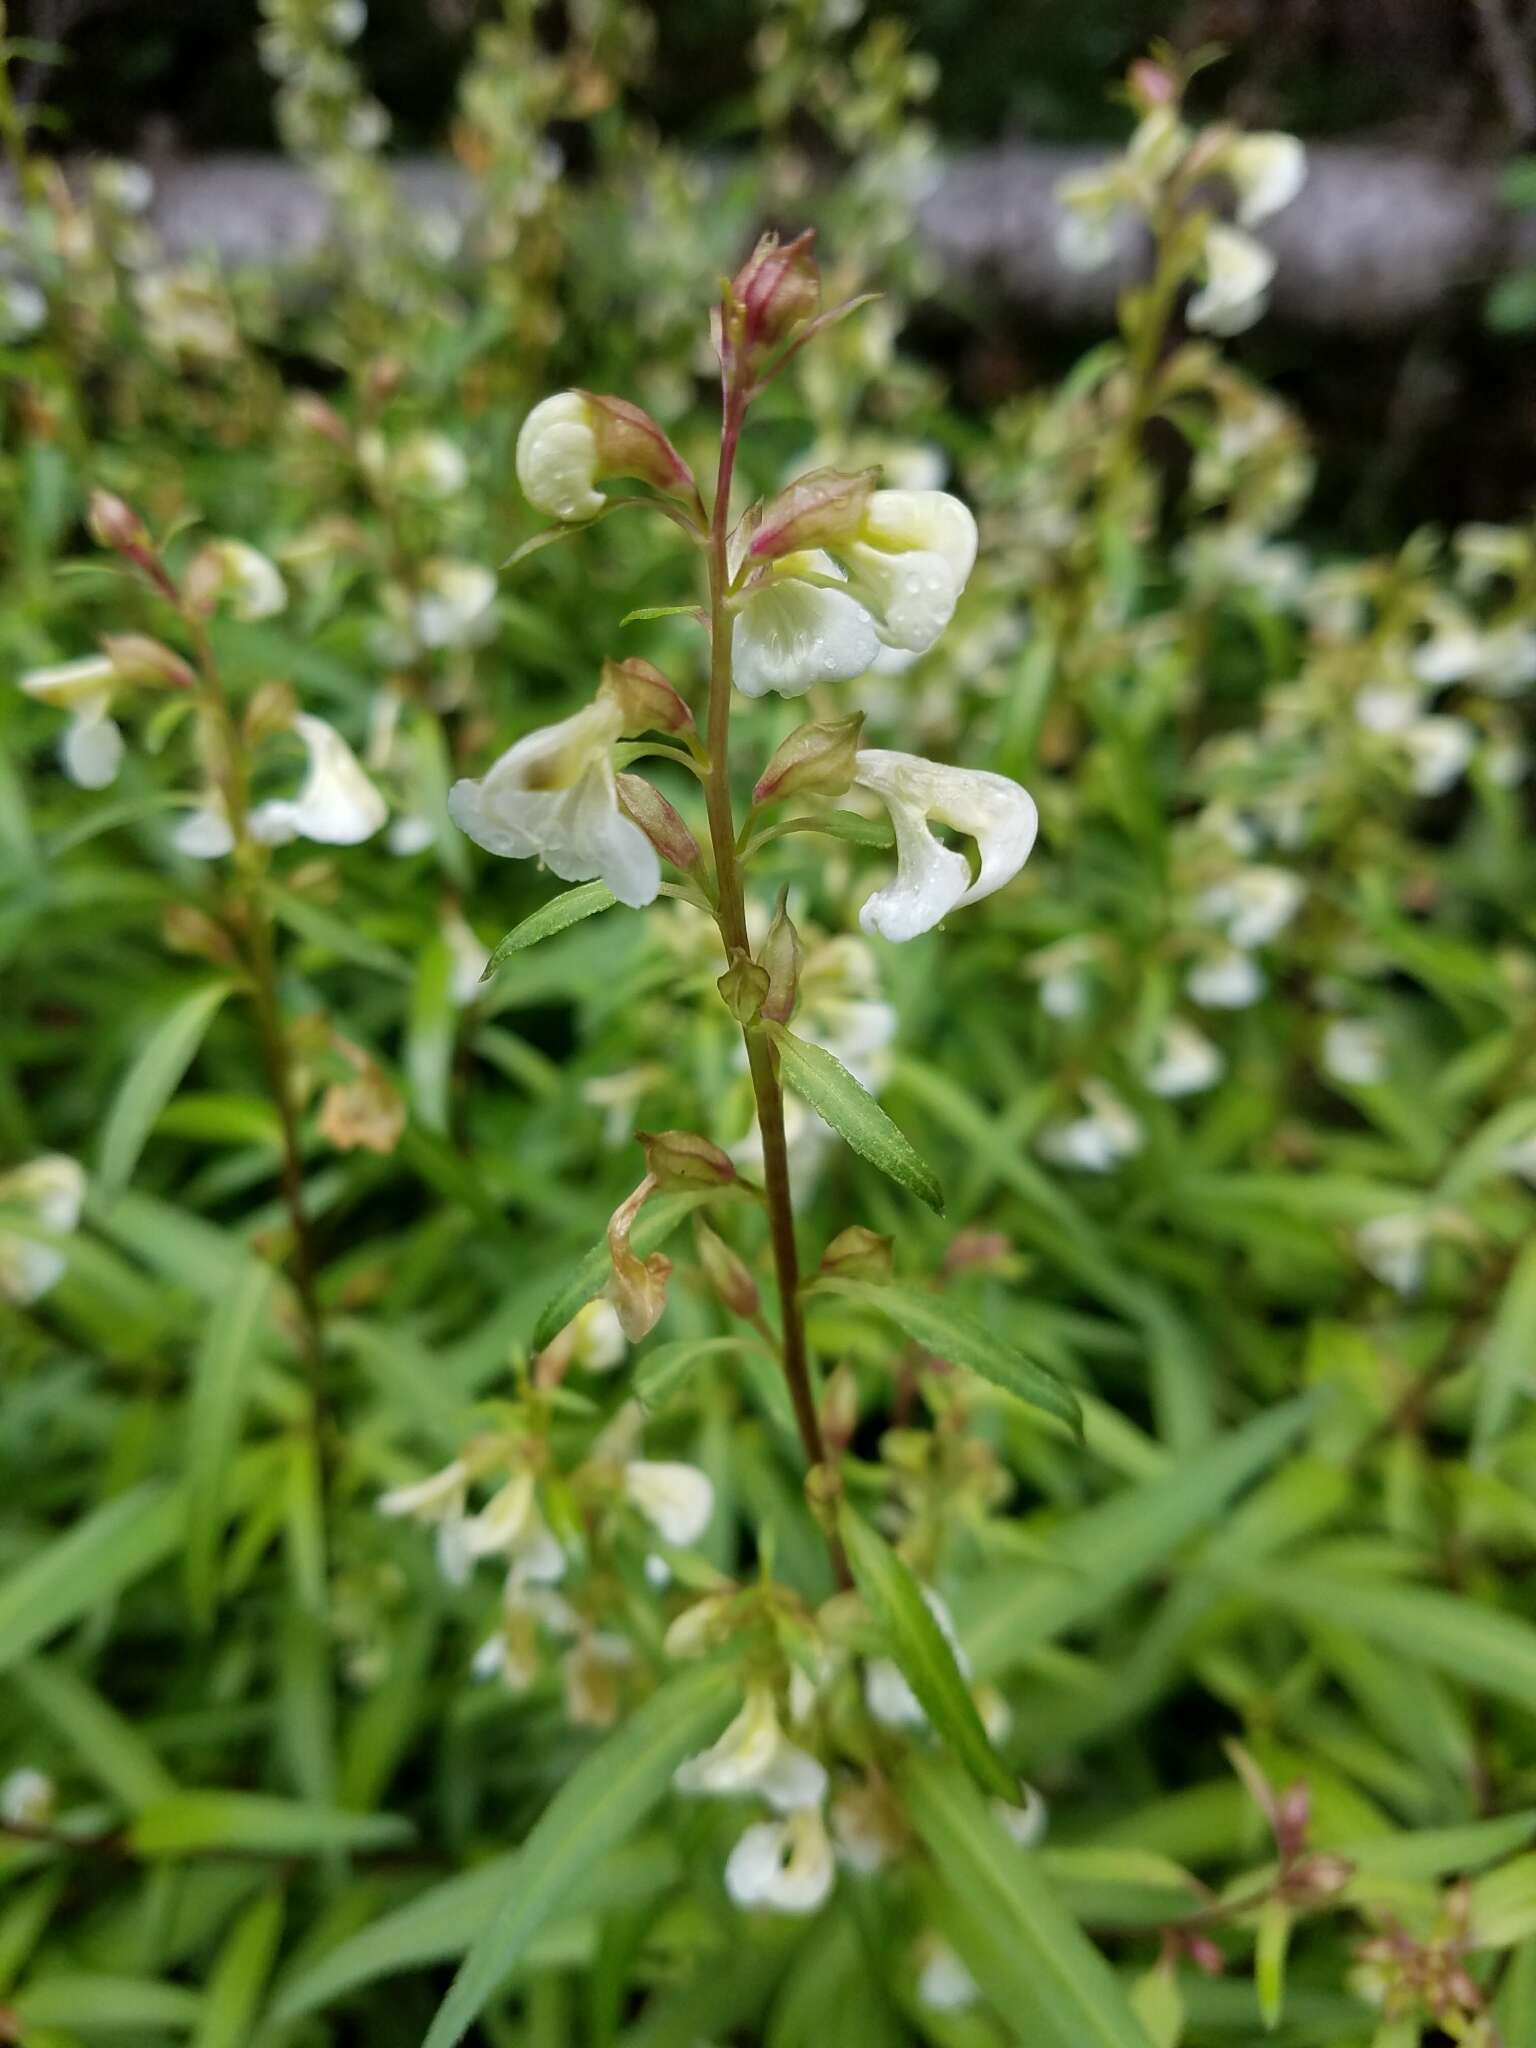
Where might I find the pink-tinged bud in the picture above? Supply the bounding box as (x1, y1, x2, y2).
(600, 655, 695, 734)
(637, 1129, 737, 1191)
(579, 392, 697, 503)
(731, 229, 820, 355)
(1275, 1781, 1310, 1860)
(616, 774, 701, 872)
(753, 712, 864, 804)
(364, 356, 404, 405)
(1128, 57, 1177, 109)
(1184, 1934, 1225, 1977)
(748, 466, 879, 563)
(99, 634, 195, 690)
(758, 892, 802, 1024)
(818, 1225, 894, 1282)
(88, 489, 150, 556)
(1287, 1852, 1353, 1901)
(291, 392, 350, 446)
(604, 1175, 672, 1341)
(694, 1216, 760, 1319)
(717, 949, 770, 1026)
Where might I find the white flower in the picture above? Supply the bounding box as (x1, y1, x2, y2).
(388, 814, 436, 857)
(207, 541, 287, 622)
(1355, 685, 1419, 735)
(1402, 716, 1475, 796)
(516, 393, 604, 523)
(0, 1155, 85, 1305)
(1198, 867, 1303, 948)
(1356, 1213, 1430, 1296)
(725, 1807, 835, 1915)
(412, 560, 497, 650)
(623, 1460, 714, 1547)
(1041, 967, 1089, 1019)
(174, 793, 235, 860)
(1188, 948, 1265, 1009)
(95, 161, 155, 214)
(248, 715, 387, 847)
(448, 698, 659, 908)
(1226, 133, 1307, 226)
(444, 905, 490, 1005)
(566, 1297, 627, 1373)
(464, 1469, 536, 1560)
(1053, 164, 1125, 273)
(1, 276, 46, 338)
(841, 489, 978, 656)
(1411, 620, 1483, 687)
(996, 1785, 1048, 1847)
(675, 1686, 827, 1810)
(732, 553, 880, 699)
(1476, 624, 1536, 695)
(0, 1768, 56, 1828)
(1144, 1018, 1223, 1098)
(1322, 1019, 1387, 1087)
(864, 1589, 967, 1729)
(20, 655, 124, 789)
(916, 1934, 979, 2013)
(376, 1458, 472, 1585)
(1037, 1082, 1144, 1173)
(851, 749, 1038, 942)
(326, 0, 367, 44)
(392, 432, 468, 499)
(1187, 224, 1276, 337)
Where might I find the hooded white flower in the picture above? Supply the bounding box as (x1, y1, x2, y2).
(1143, 1018, 1223, 1098)
(840, 489, 979, 656)
(1356, 1212, 1430, 1297)
(0, 1155, 86, 1305)
(1322, 1019, 1387, 1087)
(622, 1459, 714, 1547)
(174, 792, 235, 861)
(864, 1589, 967, 1729)
(1226, 133, 1307, 226)
(448, 698, 660, 908)
(731, 552, 880, 699)
(1037, 1082, 1144, 1174)
(516, 393, 604, 523)
(1355, 684, 1419, 735)
(1054, 178, 1125, 273)
(1187, 224, 1276, 337)
(565, 1296, 627, 1373)
(1187, 947, 1265, 1010)
(1402, 715, 1475, 796)
(851, 749, 1038, 942)
(412, 560, 497, 650)
(0, 1768, 56, 1828)
(206, 541, 286, 622)
(725, 1806, 835, 1915)
(1411, 618, 1484, 688)
(376, 1458, 473, 1585)
(248, 715, 387, 847)
(20, 654, 124, 789)
(1198, 866, 1303, 949)
(391, 432, 468, 499)
(916, 1935, 979, 2013)
(675, 1685, 828, 1810)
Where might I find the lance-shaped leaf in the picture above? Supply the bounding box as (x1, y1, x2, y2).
(765, 1022, 943, 1214)
(839, 1501, 1017, 1802)
(812, 1277, 1081, 1436)
(482, 881, 619, 981)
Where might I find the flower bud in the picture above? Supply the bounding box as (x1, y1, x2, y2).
(99, 633, 195, 691)
(717, 949, 770, 1026)
(821, 1363, 860, 1448)
(818, 1225, 894, 1283)
(637, 1129, 737, 1191)
(748, 467, 879, 564)
(1128, 57, 1177, 110)
(616, 773, 702, 873)
(694, 1216, 760, 1320)
(604, 1176, 672, 1341)
(600, 655, 695, 734)
(162, 903, 237, 967)
(581, 392, 697, 503)
(242, 679, 300, 749)
(186, 540, 287, 623)
(758, 892, 802, 1024)
(88, 489, 151, 556)
(753, 712, 864, 804)
(731, 228, 820, 356)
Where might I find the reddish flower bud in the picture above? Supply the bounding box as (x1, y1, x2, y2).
(819, 1225, 894, 1283)
(290, 392, 351, 446)
(637, 1129, 737, 1191)
(99, 634, 195, 690)
(748, 466, 879, 563)
(731, 229, 820, 356)
(1128, 58, 1177, 109)
(694, 1216, 760, 1320)
(600, 655, 694, 734)
(579, 391, 697, 503)
(753, 712, 864, 805)
(616, 774, 702, 873)
(88, 489, 150, 556)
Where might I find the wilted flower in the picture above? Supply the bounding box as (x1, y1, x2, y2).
(623, 1460, 714, 1547)
(1037, 1082, 1144, 1173)
(317, 1040, 406, 1154)
(248, 715, 387, 847)
(449, 697, 660, 909)
(0, 1155, 85, 1305)
(1143, 1018, 1224, 1097)
(1187, 224, 1276, 337)
(725, 1806, 835, 1915)
(20, 654, 125, 789)
(851, 749, 1038, 941)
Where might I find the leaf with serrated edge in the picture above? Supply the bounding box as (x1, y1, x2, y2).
(767, 1023, 943, 1213)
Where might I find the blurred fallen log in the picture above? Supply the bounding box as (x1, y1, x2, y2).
(9, 143, 1533, 334)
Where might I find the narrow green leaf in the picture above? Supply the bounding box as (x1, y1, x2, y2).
(13, 1657, 178, 1812)
(193, 1889, 284, 2048)
(1255, 1894, 1291, 2030)
(483, 882, 618, 980)
(186, 1261, 275, 1627)
(531, 1190, 736, 1352)
(903, 1753, 1152, 2048)
(619, 603, 701, 625)
(1473, 1238, 1536, 1461)
(812, 1278, 1080, 1435)
(12, 1974, 204, 2031)
(0, 1483, 184, 1674)
(636, 1335, 753, 1411)
(766, 1023, 943, 1214)
(420, 1661, 736, 2048)
(839, 1504, 1016, 1801)
(129, 1791, 413, 1859)
(97, 979, 235, 1199)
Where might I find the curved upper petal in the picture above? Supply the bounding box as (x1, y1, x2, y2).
(732, 575, 879, 698)
(516, 393, 602, 523)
